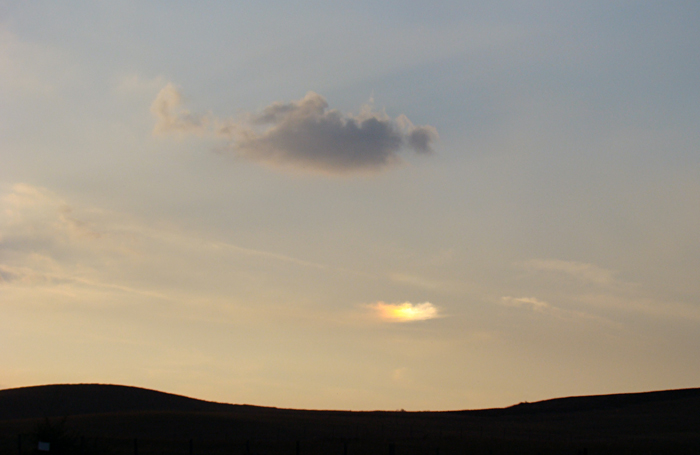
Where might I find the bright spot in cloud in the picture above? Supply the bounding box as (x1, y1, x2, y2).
(371, 301, 440, 322)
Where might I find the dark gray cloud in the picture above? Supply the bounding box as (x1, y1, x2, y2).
(152, 85, 438, 174)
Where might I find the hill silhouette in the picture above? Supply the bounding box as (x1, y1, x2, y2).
(2, 384, 699, 454)
(3, 383, 700, 420)
(0, 383, 248, 420)
(468, 386, 700, 415)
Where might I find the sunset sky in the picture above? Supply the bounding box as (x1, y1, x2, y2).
(1, 1, 699, 410)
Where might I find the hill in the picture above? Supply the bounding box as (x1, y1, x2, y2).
(0, 383, 247, 421)
(1, 384, 699, 454)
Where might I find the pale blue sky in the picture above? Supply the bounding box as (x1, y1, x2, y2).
(1, 1, 699, 410)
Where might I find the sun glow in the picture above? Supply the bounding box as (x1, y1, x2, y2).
(371, 301, 439, 322)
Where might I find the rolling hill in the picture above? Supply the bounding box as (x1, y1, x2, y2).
(2, 384, 699, 454)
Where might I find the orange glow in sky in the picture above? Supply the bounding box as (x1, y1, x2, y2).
(372, 301, 439, 322)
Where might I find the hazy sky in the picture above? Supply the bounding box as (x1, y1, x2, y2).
(1, 1, 699, 410)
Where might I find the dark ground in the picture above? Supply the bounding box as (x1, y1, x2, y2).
(1, 384, 699, 454)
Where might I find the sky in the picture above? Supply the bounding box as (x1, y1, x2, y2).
(1, 1, 699, 411)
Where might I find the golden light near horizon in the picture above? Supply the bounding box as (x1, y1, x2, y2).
(371, 301, 440, 322)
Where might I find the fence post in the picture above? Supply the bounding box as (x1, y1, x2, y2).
(296, 440, 300, 455)
(189, 438, 193, 455)
(389, 442, 395, 455)
(133, 438, 138, 455)
(343, 440, 348, 455)
(17, 434, 21, 455)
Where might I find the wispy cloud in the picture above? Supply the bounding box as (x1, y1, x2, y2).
(522, 259, 616, 285)
(514, 259, 700, 323)
(499, 296, 617, 327)
(0, 183, 360, 307)
(151, 83, 210, 135)
(369, 301, 440, 322)
(500, 296, 550, 311)
(151, 84, 438, 174)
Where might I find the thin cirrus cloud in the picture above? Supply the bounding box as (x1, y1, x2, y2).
(500, 296, 550, 312)
(370, 301, 440, 322)
(499, 296, 617, 326)
(151, 83, 438, 174)
(522, 259, 617, 285)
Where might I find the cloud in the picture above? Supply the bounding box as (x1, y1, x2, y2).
(500, 296, 550, 312)
(150, 83, 210, 135)
(370, 301, 440, 322)
(522, 259, 616, 285)
(499, 296, 617, 326)
(512, 259, 700, 323)
(0, 183, 370, 310)
(0, 183, 113, 251)
(0, 264, 30, 284)
(151, 84, 438, 174)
